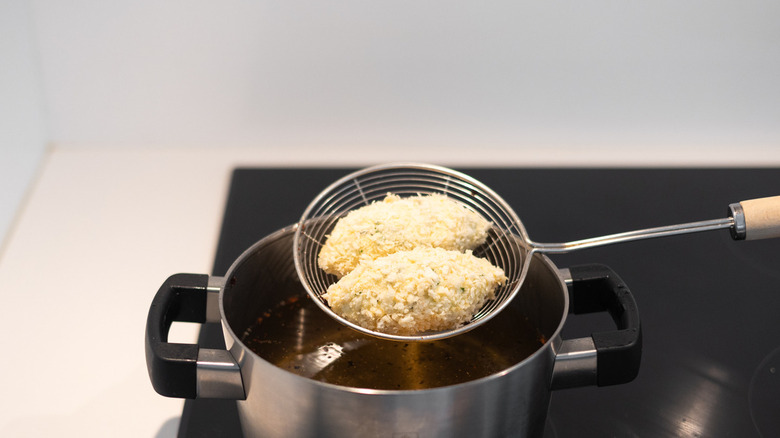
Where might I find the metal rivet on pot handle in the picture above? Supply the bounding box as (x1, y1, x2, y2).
(551, 264, 642, 390)
(729, 195, 780, 241)
(145, 273, 244, 400)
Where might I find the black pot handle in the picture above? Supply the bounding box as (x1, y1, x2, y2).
(145, 273, 209, 399)
(552, 264, 642, 389)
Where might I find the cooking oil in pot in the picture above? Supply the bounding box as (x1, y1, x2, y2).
(242, 295, 545, 390)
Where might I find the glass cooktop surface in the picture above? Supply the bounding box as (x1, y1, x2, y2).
(178, 167, 780, 438)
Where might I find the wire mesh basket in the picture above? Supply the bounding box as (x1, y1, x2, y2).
(292, 163, 531, 341)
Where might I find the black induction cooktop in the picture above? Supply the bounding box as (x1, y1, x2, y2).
(178, 167, 780, 438)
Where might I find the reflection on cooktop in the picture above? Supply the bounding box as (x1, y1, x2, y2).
(749, 346, 780, 438)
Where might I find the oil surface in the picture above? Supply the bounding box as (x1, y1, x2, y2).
(242, 296, 545, 390)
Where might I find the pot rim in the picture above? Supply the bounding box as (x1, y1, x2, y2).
(219, 224, 571, 395)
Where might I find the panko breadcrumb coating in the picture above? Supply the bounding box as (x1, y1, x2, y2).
(318, 193, 491, 278)
(323, 247, 507, 336)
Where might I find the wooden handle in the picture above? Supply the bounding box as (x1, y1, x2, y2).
(740, 195, 780, 240)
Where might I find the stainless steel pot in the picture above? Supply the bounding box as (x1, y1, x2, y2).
(146, 225, 641, 438)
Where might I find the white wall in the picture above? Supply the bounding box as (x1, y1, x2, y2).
(0, 0, 47, 247)
(4, 0, 780, 245)
(28, 0, 780, 159)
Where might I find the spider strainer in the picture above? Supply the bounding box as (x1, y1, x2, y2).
(292, 163, 531, 341)
(293, 163, 780, 342)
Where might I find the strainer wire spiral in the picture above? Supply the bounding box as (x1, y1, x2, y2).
(292, 163, 532, 341)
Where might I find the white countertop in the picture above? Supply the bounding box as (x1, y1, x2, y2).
(0, 149, 238, 437)
(2, 146, 779, 437)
